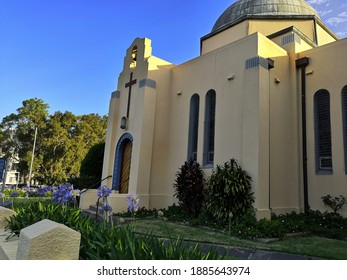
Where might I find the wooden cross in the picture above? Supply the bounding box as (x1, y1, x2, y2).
(125, 72, 137, 118)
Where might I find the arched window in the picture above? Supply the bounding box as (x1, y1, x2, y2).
(187, 94, 200, 161)
(341, 86, 347, 173)
(130, 46, 137, 68)
(203, 90, 216, 166)
(112, 133, 133, 192)
(314, 89, 332, 173)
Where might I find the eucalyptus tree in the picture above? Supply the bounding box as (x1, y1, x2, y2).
(0, 98, 107, 185)
(0, 98, 49, 183)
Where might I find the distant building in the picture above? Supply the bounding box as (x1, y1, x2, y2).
(0, 156, 20, 188)
(81, 0, 347, 218)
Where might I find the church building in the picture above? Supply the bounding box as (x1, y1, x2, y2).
(80, 0, 347, 219)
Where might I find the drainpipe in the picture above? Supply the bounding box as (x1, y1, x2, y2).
(267, 58, 275, 212)
(295, 57, 310, 214)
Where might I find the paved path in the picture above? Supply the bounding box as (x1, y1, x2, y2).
(0, 229, 18, 260)
(197, 242, 322, 260)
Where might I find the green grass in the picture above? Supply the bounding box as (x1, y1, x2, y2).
(127, 219, 347, 260)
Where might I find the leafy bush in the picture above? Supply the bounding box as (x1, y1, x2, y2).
(205, 158, 254, 223)
(68, 175, 100, 190)
(80, 142, 105, 178)
(173, 159, 205, 217)
(321, 194, 346, 214)
(66, 142, 105, 189)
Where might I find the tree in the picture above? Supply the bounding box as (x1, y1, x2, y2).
(40, 112, 107, 185)
(80, 142, 105, 179)
(0, 98, 107, 186)
(67, 113, 107, 177)
(69, 142, 106, 189)
(40, 111, 77, 185)
(0, 98, 49, 183)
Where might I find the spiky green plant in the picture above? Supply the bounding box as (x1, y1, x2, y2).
(205, 158, 254, 223)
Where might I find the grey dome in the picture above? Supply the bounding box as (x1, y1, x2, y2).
(212, 0, 320, 32)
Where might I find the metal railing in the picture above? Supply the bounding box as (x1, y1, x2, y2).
(79, 175, 112, 195)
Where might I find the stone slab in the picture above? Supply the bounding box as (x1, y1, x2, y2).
(0, 206, 16, 229)
(16, 219, 81, 260)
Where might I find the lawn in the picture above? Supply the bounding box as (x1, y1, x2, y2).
(128, 219, 347, 260)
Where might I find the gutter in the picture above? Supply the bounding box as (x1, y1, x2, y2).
(295, 57, 310, 214)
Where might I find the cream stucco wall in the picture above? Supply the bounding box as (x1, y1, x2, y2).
(165, 33, 294, 219)
(99, 15, 347, 219)
(201, 21, 248, 55)
(201, 18, 337, 56)
(299, 38, 347, 217)
(316, 22, 338, 46)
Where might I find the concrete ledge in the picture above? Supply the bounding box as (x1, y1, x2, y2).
(0, 229, 19, 260)
(0, 245, 9, 260)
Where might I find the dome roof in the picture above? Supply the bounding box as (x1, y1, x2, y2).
(212, 0, 320, 32)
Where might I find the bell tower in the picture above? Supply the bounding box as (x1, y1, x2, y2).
(101, 38, 157, 208)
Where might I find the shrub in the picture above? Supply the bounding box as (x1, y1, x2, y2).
(173, 159, 205, 217)
(68, 175, 100, 190)
(67, 142, 105, 190)
(321, 194, 346, 214)
(80, 142, 105, 178)
(205, 158, 254, 223)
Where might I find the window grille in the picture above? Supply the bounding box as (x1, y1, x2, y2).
(314, 90, 332, 172)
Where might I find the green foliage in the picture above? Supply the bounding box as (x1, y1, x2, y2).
(229, 210, 347, 240)
(80, 222, 220, 260)
(6, 201, 221, 260)
(0, 98, 49, 180)
(302, 210, 347, 239)
(173, 159, 205, 217)
(80, 142, 105, 178)
(205, 158, 254, 223)
(115, 207, 159, 219)
(0, 98, 108, 185)
(321, 194, 346, 214)
(68, 175, 100, 190)
(5, 201, 83, 237)
(150, 204, 347, 240)
(4, 189, 26, 197)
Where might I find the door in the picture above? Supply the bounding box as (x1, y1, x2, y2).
(119, 140, 132, 193)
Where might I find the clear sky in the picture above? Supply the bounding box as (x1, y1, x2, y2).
(1, 0, 346, 121)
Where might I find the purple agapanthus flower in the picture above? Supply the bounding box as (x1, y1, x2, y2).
(101, 204, 113, 212)
(70, 189, 80, 198)
(0, 200, 13, 208)
(97, 185, 112, 198)
(52, 182, 76, 205)
(34, 186, 52, 197)
(10, 192, 20, 198)
(126, 194, 139, 213)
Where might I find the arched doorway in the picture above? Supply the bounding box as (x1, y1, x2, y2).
(112, 133, 133, 193)
(119, 140, 132, 193)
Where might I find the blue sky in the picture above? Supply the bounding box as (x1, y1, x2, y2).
(1, 0, 346, 121)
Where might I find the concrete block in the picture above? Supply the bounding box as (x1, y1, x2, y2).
(0, 206, 16, 229)
(16, 219, 81, 260)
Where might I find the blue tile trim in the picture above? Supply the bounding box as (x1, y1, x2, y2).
(111, 91, 120, 99)
(112, 133, 133, 190)
(139, 78, 156, 89)
(245, 56, 269, 70)
(282, 34, 301, 45)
